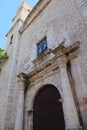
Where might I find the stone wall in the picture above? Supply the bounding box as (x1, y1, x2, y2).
(16, 0, 87, 129)
(0, 22, 18, 128)
(0, 0, 87, 130)
(0, 59, 11, 129)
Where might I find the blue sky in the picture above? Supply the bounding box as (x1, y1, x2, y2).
(0, 0, 39, 49)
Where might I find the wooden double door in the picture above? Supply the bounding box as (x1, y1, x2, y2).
(33, 85, 65, 130)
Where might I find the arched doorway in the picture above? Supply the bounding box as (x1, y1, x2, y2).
(33, 85, 65, 130)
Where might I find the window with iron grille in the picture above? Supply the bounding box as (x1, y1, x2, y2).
(37, 37, 47, 56)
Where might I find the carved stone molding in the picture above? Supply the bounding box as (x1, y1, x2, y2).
(17, 41, 80, 82)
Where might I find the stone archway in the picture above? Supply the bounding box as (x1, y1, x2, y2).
(33, 84, 65, 130)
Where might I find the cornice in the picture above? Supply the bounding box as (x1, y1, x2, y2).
(20, 0, 52, 34)
(17, 41, 80, 82)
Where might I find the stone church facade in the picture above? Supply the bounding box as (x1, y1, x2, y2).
(0, 0, 87, 130)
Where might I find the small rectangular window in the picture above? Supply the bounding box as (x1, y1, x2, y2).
(10, 35, 13, 44)
(37, 37, 47, 56)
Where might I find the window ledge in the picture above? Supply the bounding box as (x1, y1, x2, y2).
(32, 48, 52, 64)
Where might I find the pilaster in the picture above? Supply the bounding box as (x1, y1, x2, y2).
(57, 52, 83, 130)
(15, 76, 25, 130)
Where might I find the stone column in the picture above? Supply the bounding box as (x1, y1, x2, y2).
(15, 76, 25, 130)
(58, 53, 83, 130)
